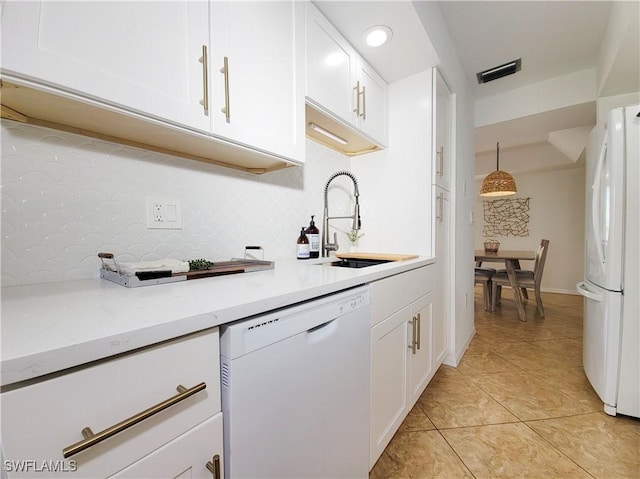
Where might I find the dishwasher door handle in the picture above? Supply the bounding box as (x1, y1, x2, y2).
(306, 319, 338, 343)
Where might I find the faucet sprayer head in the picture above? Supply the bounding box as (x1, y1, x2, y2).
(353, 199, 361, 231)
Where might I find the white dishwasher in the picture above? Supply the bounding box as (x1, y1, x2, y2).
(220, 285, 371, 479)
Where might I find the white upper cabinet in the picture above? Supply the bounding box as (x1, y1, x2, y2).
(305, 3, 357, 127)
(355, 60, 388, 145)
(433, 68, 452, 190)
(0, 0, 305, 172)
(210, 1, 305, 162)
(305, 3, 388, 149)
(1, 1, 210, 133)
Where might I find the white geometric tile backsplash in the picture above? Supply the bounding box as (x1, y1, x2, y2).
(1, 121, 356, 286)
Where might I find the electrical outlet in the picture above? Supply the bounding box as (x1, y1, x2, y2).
(154, 203, 163, 222)
(146, 196, 182, 229)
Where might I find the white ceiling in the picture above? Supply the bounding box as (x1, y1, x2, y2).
(314, 1, 632, 174)
(437, 1, 612, 100)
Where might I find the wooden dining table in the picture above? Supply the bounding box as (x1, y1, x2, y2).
(475, 249, 537, 321)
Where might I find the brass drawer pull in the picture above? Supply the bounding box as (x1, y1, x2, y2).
(436, 192, 444, 222)
(206, 454, 221, 478)
(436, 146, 444, 177)
(409, 317, 417, 354)
(63, 382, 207, 458)
(220, 56, 230, 123)
(199, 46, 209, 115)
(353, 81, 361, 115)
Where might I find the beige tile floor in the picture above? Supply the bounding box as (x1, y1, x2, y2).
(370, 287, 640, 479)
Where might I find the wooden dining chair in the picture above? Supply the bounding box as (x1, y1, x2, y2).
(474, 267, 496, 311)
(491, 239, 550, 317)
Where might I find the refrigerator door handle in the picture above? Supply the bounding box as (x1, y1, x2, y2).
(591, 141, 608, 265)
(576, 281, 604, 302)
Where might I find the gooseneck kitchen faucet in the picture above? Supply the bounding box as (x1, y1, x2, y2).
(322, 170, 361, 257)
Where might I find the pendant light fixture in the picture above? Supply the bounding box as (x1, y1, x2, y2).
(480, 142, 517, 197)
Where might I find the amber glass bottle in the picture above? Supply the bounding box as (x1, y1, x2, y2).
(296, 227, 310, 259)
(305, 215, 320, 258)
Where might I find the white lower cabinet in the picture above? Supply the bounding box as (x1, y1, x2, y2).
(110, 414, 223, 479)
(408, 292, 435, 406)
(1, 328, 223, 478)
(369, 265, 438, 469)
(370, 305, 411, 468)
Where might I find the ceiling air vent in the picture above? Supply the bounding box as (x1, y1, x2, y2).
(476, 58, 522, 84)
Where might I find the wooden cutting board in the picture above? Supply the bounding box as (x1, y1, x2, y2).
(335, 252, 418, 261)
(180, 260, 274, 279)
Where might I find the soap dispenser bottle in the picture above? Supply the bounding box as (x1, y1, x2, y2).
(305, 215, 320, 258)
(296, 227, 310, 259)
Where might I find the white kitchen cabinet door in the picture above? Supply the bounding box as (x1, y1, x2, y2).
(305, 3, 388, 147)
(305, 2, 358, 124)
(433, 186, 450, 366)
(110, 414, 224, 479)
(356, 59, 388, 146)
(209, 1, 305, 162)
(370, 306, 410, 470)
(408, 291, 435, 405)
(0, 1, 210, 133)
(369, 264, 435, 469)
(433, 68, 452, 191)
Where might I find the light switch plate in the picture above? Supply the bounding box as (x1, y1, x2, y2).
(146, 196, 182, 229)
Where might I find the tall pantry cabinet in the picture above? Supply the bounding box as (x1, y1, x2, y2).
(359, 67, 454, 470)
(432, 68, 453, 367)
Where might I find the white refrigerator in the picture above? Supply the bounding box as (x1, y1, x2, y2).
(576, 104, 639, 418)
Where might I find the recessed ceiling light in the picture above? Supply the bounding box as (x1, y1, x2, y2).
(364, 25, 393, 47)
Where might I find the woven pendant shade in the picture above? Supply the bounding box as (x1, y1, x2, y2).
(480, 142, 517, 197)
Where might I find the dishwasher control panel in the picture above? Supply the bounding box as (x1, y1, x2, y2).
(338, 291, 369, 315)
(220, 286, 370, 358)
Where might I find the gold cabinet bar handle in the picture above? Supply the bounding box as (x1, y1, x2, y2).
(437, 146, 444, 177)
(353, 81, 361, 115)
(220, 57, 230, 123)
(416, 313, 421, 350)
(436, 192, 444, 223)
(206, 454, 221, 478)
(62, 382, 206, 458)
(360, 85, 366, 119)
(408, 318, 417, 354)
(199, 46, 209, 115)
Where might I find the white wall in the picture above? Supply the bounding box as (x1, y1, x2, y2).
(0, 121, 355, 286)
(351, 70, 433, 257)
(474, 166, 586, 294)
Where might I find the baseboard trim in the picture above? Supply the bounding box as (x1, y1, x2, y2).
(443, 326, 476, 368)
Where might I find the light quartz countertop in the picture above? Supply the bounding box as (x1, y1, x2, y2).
(1, 256, 433, 387)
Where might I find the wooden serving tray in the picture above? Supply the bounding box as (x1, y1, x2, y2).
(100, 259, 274, 288)
(182, 260, 274, 279)
(335, 252, 418, 261)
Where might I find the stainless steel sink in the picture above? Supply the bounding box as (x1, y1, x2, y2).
(327, 258, 392, 268)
